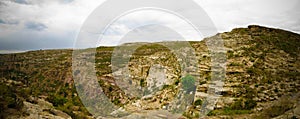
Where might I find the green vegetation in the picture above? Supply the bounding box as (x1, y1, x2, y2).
(230, 98, 257, 110)
(228, 50, 235, 58)
(0, 83, 24, 118)
(47, 94, 67, 107)
(133, 43, 169, 56)
(181, 74, 196, 93)
(194, 99, 202, 106)
(207, 98, 256, 116)
(229, 62, 243, 66)
(140, 78, 146, 87)
(208, 108, 252, 116)
(258, 32, 299, 57)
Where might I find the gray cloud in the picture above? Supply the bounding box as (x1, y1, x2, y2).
(25, 22, 47, 31)
(0, 19, 19, 25)
(0, 31, 75, 50)
(13, 0, 29, 4)
(0, 1, 7, 6)
(0, 19, 5, 24)
(0, 0, 300, 51)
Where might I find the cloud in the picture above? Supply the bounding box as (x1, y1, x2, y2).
(0, 19, 5, 24)
(0, 0, 300, 51)
(99, 9, 204, 46)
(25, 21, 47, 31)
(0, 30, 76, 50)
(194, 0, 300, 33)
(61, 0, 74, 4)
(0, 19, 19, 25)
(0, 0, 104, 50)
(13, 0, 29, 5)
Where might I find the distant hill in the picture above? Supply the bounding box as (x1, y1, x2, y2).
(0, 25, 299, 119)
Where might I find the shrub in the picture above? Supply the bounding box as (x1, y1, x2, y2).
(244, 99, 257, 110)
(228, 50, 234, 58)
(181, 74, 196, 93)
(230, 99, 243, 110)
(48, 94, 67, 107)
(140, 79, 146, 87)
(162, 85, 170, 89)
(229, 62, 243, 66)
(230, 98, 257, 110)
(174, 80, 180, 85)
(0, 83, 24, 118)
(194, 99, 202, 106)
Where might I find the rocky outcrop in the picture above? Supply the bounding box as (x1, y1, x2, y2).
(6, 99, 72, 119)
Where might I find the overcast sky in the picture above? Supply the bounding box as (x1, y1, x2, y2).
(0, 0, 299, 52)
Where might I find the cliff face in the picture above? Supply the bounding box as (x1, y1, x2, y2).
(0, 25, 299, 118)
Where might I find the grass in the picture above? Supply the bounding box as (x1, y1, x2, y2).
(133, 43, 169, 56)
(229, 62, 243, 66)
(208, 108, 252, 116)
(207, 98, 256, 116)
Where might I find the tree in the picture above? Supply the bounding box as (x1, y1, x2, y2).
(181, 74, 196, 94)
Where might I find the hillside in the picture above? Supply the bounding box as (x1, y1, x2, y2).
(0, 25, 299, 119)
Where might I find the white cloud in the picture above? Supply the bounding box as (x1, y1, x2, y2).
(100, 9, 204, 46)
(194, 0, 300, 32)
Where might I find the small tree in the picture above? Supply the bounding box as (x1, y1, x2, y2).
(181, 74, 196, 94)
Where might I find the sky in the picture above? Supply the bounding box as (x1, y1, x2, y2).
(0, 0, 299, 53)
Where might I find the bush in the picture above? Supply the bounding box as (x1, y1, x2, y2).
(194, 99, 202, 106)
(0, 83, 24, 118)
(230, 99, 243, 110)
(140, 79, 146, 87)
(162, 85, 170, 89)
(228, 50, 234, 58)
(229, 62, 242, 66)
(181, 74, 196, 93)
(244, 99, 257, 110)
(48, 94, 67, 107)
(174, 80, 180, 85)
(230, 98, 257, 110)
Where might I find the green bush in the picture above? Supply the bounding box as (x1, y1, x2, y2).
(228, 50, 234, 58)
(194, 99, 202, 106)
(181, 74, 196, 93)
(48, 94, 67, 107)
(162, 85, 170, 89)
(230, 99, 243, 110)
(140, 79, 146, 87)
(0, 83, 24, 118)
(244, 99, 257, 110)
(230, 98, 257, 110)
